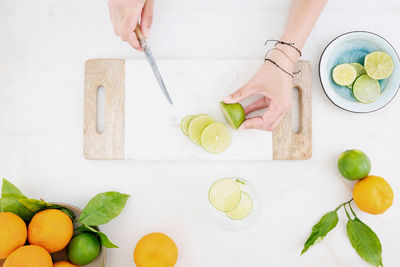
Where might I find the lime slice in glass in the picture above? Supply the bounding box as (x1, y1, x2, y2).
(188, 115, 214, 145)
(332, 63, 357, 86)
(364, 51, 394, 80)
(209, 178, 241, 212)
(225, 191, 253, 220)
(353, 74, 381, 103)
(220, 102, 245, 129)
(181, 115, 195, 136)
(200, 122, 231, 153)
(346, 63, 367, 89)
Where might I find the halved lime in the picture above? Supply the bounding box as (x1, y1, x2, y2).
(364, 51, 394, 80)
(200, 122, 231, 153)
(346, 63, 367, 89)
(225, 191, 253, 220)
(181, 115, 195, 136)
(332, 64, 357, 86)
(353, 74, 380, 103)
(188, 115, 214, 145)
(209, 178, 241, 212)
(220, 102, 245, 129)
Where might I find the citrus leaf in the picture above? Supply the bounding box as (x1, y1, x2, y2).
(347, 218, 383, 267)
(0, 198, 35, 221)
(2, 178, 27, 199)
(78, 192, 129, 226)
(301, 211, 339, 255)
(76, 224, 118, 248)
(19, 199, 76, 220)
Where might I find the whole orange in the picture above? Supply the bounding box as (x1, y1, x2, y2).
(0, 212, 27, 259)
(353, 175, 393, 214)
(134, 232, 178, 267)
(3, 245, 52, 267)
(53, 261, 78, 267)
(28, 209, 73, 253)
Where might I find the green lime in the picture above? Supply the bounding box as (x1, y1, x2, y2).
(181, 115, 195, 136)
(332, 64, 357, 86)
(346, 63, 367, 89)
(188, 115, 214, 145)
(67, 232, 101, 266)
(352, 75, 380, 103)
(200, 122, 231, 153)
(220, 102, 245, 129)
(364, 51, 394, 79)
(209, 178, 241, 212)
(225, 191, 253, 220)
(338, 149, 371, 180)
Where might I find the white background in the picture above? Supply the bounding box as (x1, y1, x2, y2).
(1, 0, 400, 266)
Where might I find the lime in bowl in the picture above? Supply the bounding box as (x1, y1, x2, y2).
(319, 31, 400, 113)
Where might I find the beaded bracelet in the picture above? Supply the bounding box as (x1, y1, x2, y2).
(265, 58, 293, 78)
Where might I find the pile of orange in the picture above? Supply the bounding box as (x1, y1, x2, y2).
(0, 209, 77, 267)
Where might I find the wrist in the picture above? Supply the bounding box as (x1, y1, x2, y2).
(267, 49, 296, 73)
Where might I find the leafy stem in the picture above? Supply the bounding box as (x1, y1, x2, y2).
(335, 198, 353, 212)
(344, 204, 351, 220)
(348, 202, 357, 218)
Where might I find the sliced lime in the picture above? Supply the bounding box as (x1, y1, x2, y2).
(188, 115, 214, 145)
(209, 178, 241, 212)
(346, 63, 367, 89)
(353, 74, 380, 103)
(200, 122, 231, 153)
(181, 115, 195, 136)
(220, 102, 245, 129)
(332, 64, 357, 86)
(364, 51, 394, 80)
(225, 191, 253, 220)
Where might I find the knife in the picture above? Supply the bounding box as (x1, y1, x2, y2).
(134, 25, 173, 105)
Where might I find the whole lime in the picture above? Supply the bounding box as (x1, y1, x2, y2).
(338, 149, 371, 180)
(67, 233, 101, 266)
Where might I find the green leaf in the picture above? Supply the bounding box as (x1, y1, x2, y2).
(78, 192, 129, 226)
(301, 211, 339, 255)
(76, 224, 119, 248)
(2, 178, 27, 199)
(18, 199, 76, 220)
(0, 198, 35, 221)
(347, 218, 383, 267)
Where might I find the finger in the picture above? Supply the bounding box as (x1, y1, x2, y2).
(244, 97, 271, 115)
(240, 107, 282, 131)
(120, 12, 142, 50)
(222, 84, 259, 104)
(141, 0, 154, 38)
(109, 9, 120, 35)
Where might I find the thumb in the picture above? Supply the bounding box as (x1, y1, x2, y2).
(222, 84, 257, 104)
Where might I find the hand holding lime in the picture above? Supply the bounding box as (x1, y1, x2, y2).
(338, 149, 371, 180)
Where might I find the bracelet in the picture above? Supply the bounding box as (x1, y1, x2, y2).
(264, 48, 301, 74)
(265, 39, 302, 57)
(264, 58, 293, 78)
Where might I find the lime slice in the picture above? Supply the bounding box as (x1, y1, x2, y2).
(188, 115, 214, 145)
(200, 122, 231, 153)
(181, 115, 195, 136)
(353, 75, 381, 103)
(332, 64, 357, 86)
(220, 102, 245, 129)
(209, 178, 241, 212)
(225, 191, 253, 220)
(346, 63, 367, 89)
(364, 51, 394, 80)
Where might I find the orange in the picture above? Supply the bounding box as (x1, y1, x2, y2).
(3, 245, 52, 267)
(0, 212, 27, 259)
(53, 261, 77, 267)
(134, 232, 178, 267)
(28, 209, 73, 253)
(353, 175, 393, 214)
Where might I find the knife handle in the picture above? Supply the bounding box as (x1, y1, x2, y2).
(134, 24, 147, 49)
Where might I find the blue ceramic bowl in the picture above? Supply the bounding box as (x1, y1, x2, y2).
(319, 31, 400, 113)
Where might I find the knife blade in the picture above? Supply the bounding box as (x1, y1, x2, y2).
(134, 25, 173, 105)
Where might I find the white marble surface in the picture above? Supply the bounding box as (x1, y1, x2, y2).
(0, 0, 399, 266)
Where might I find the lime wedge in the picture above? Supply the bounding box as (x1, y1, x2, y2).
(346, 63, 367, 89)
(225, 191, 253, 220)
(188, 115, 214, 145)
(209, 178, 241, 212)
(200, 122, 231, 153)
(332, 64, 357, 86)
(364, 51, 394, 80)
(220, 102, 245, 129)
(181, 115, 195, 136)
(353, 75, 380, 103)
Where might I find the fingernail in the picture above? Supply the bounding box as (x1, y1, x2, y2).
(143, 27, 150, 38)
(239, 123, 246, 130)
(222, 95, 234, 103)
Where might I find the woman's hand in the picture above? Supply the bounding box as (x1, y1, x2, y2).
(108, 0, 154, 50)
(222, 49, 296, 131)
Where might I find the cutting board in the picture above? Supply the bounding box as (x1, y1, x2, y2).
(83, 59, 311, 160)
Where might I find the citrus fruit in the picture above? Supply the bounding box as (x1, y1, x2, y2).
(200, 122, 231, 153)
(53, 261, 78, 267)
(209, 178, 241, 212)
(3, 245, 52, 267)
(180, 115, 195, 136)
(364, 51, 394, 80)
(67, 232, 101, 266)
(28, 209, 73, 253)
(338, 149, 371, 180)
(188, 114, 214, 145)
(346, 63, 367, 89)
(352, 75, 380, 103)
(225, 191, 253, 220)
(332, 64, 357, 86)
(220, 102, 245, 129)
(0, 212, 27, 259)
(353, 175, 393, 214)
